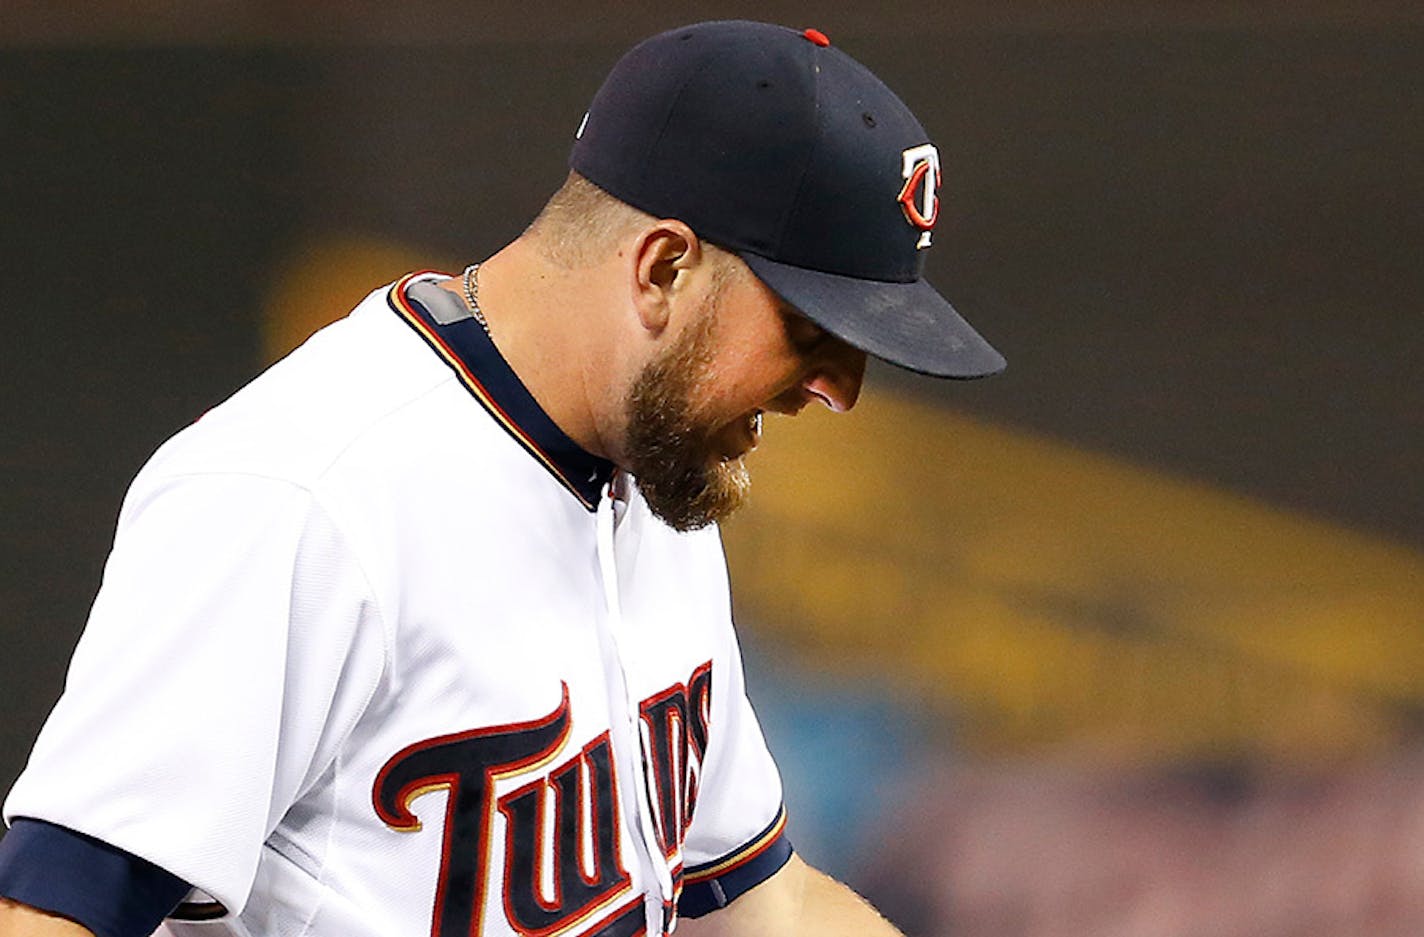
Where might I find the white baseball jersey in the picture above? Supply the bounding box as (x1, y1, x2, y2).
(1, 273, 790, 937)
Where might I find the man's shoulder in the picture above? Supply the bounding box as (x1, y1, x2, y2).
(143, 286, 475, 491)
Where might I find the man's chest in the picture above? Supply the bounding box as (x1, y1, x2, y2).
(267, 513, 730, 937)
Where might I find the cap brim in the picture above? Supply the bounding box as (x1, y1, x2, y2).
(739, 252, 1006, 379)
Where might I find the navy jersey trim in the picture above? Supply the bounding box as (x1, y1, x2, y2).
(678, 805, 794, 919)
(0, 818, 191, 937)
(388, 272, 615, 511)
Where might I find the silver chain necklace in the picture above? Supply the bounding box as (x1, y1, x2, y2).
(461, 262, 490, 335)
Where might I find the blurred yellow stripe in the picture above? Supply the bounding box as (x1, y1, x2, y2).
(263, 235, 450, 364)
(722, 388, 1424, 762)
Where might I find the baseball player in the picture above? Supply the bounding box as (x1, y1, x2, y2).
(0, 20, 1003, 937)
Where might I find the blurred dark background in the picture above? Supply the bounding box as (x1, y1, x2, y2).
(3, 3, 1422, 934)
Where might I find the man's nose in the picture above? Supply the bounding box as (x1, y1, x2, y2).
(802, 339, 868, 413)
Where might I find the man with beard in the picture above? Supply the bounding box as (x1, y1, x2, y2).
(0, 21, 1002, 937)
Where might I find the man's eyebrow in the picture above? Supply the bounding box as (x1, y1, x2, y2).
(777, 300, 816, 326)
(788, 305, 827, 333)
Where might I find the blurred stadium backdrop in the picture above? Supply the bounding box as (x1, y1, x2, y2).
(3, 3, 1422, 934)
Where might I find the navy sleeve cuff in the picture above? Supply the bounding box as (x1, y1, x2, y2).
(0, 818, 192, 937)
(678, 805, 794, 919)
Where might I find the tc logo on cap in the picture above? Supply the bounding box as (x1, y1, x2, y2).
(897, 143, 941, 249)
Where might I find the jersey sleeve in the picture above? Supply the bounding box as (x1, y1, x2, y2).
(2, 469, 388, 923)
(677, 616, 793, 918)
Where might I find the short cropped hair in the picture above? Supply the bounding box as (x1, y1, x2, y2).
(528, 172, 738, 275)
(527, 172, 654, 269)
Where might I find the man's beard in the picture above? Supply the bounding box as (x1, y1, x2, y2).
(623, 299, 751, 532)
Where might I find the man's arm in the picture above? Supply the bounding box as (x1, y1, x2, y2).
(676, 853, 903, 937)
(0, 899, 94, 937)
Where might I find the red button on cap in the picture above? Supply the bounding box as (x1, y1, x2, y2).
(802, 28, 830, 47)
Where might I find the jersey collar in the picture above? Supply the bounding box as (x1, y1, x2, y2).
(388, 272, 615, 511)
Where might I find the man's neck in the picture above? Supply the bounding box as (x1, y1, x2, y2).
(437, 240, 624, 464)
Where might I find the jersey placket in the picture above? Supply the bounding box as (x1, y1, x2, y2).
(594, 488, 676, 936)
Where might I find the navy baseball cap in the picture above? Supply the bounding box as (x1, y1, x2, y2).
(570, 20, 1004, 379)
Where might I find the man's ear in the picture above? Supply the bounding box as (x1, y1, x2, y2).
(630, 220, 702, 334)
